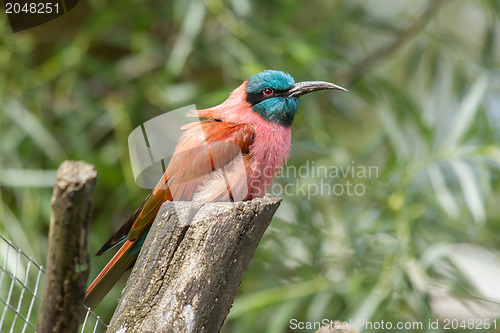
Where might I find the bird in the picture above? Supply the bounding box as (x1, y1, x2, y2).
(84, 70, 347, 309)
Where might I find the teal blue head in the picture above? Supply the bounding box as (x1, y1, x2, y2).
(245, 70, 347, 127)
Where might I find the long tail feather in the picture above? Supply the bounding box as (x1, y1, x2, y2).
(84, 240, 138, 310)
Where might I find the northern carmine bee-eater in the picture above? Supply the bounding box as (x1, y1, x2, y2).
(84, 70, 347, 309)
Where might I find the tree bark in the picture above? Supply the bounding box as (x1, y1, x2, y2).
(37, 161, 97, 333)
(107, 195, 281, 333)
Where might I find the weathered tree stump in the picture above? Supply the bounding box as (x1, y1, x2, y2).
(38, 161, 97, 333)
(107, 195, 281, 333)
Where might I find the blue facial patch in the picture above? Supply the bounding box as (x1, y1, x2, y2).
(245, 70, 299, 126)
(252, 97, 300, 126)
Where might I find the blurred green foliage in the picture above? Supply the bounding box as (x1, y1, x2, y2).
(1, 0, 500, 332)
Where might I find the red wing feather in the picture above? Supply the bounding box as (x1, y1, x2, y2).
(86, 120, 255, 309)
(97, 121, 255, 252)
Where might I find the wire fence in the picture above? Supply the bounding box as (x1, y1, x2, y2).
(0, 234, 108, 333)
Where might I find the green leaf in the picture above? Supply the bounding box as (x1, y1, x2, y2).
(441, 73, 489, 148)
(448, 160, 486, 224)
(426, 164, 460, 219)
(5, 99, 65, 162)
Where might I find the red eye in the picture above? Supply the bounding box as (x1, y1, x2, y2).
(263, 88, 274, 96)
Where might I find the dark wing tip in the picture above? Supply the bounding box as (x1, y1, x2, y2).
(95, 238, 123, 256)
(94, 194, 152, 256)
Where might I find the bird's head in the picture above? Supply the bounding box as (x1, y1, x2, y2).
(245, 70, 347, 127)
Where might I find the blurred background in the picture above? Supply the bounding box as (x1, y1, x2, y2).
(1, 0, 500, 332)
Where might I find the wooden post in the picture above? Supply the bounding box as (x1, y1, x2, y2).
(107, 196, 281, 333)
(37, 161, 97, 333)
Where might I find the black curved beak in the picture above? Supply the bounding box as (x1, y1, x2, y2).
(287, 81, 347, 98)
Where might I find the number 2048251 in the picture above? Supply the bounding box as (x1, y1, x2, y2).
(5, 2, 60, 14)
